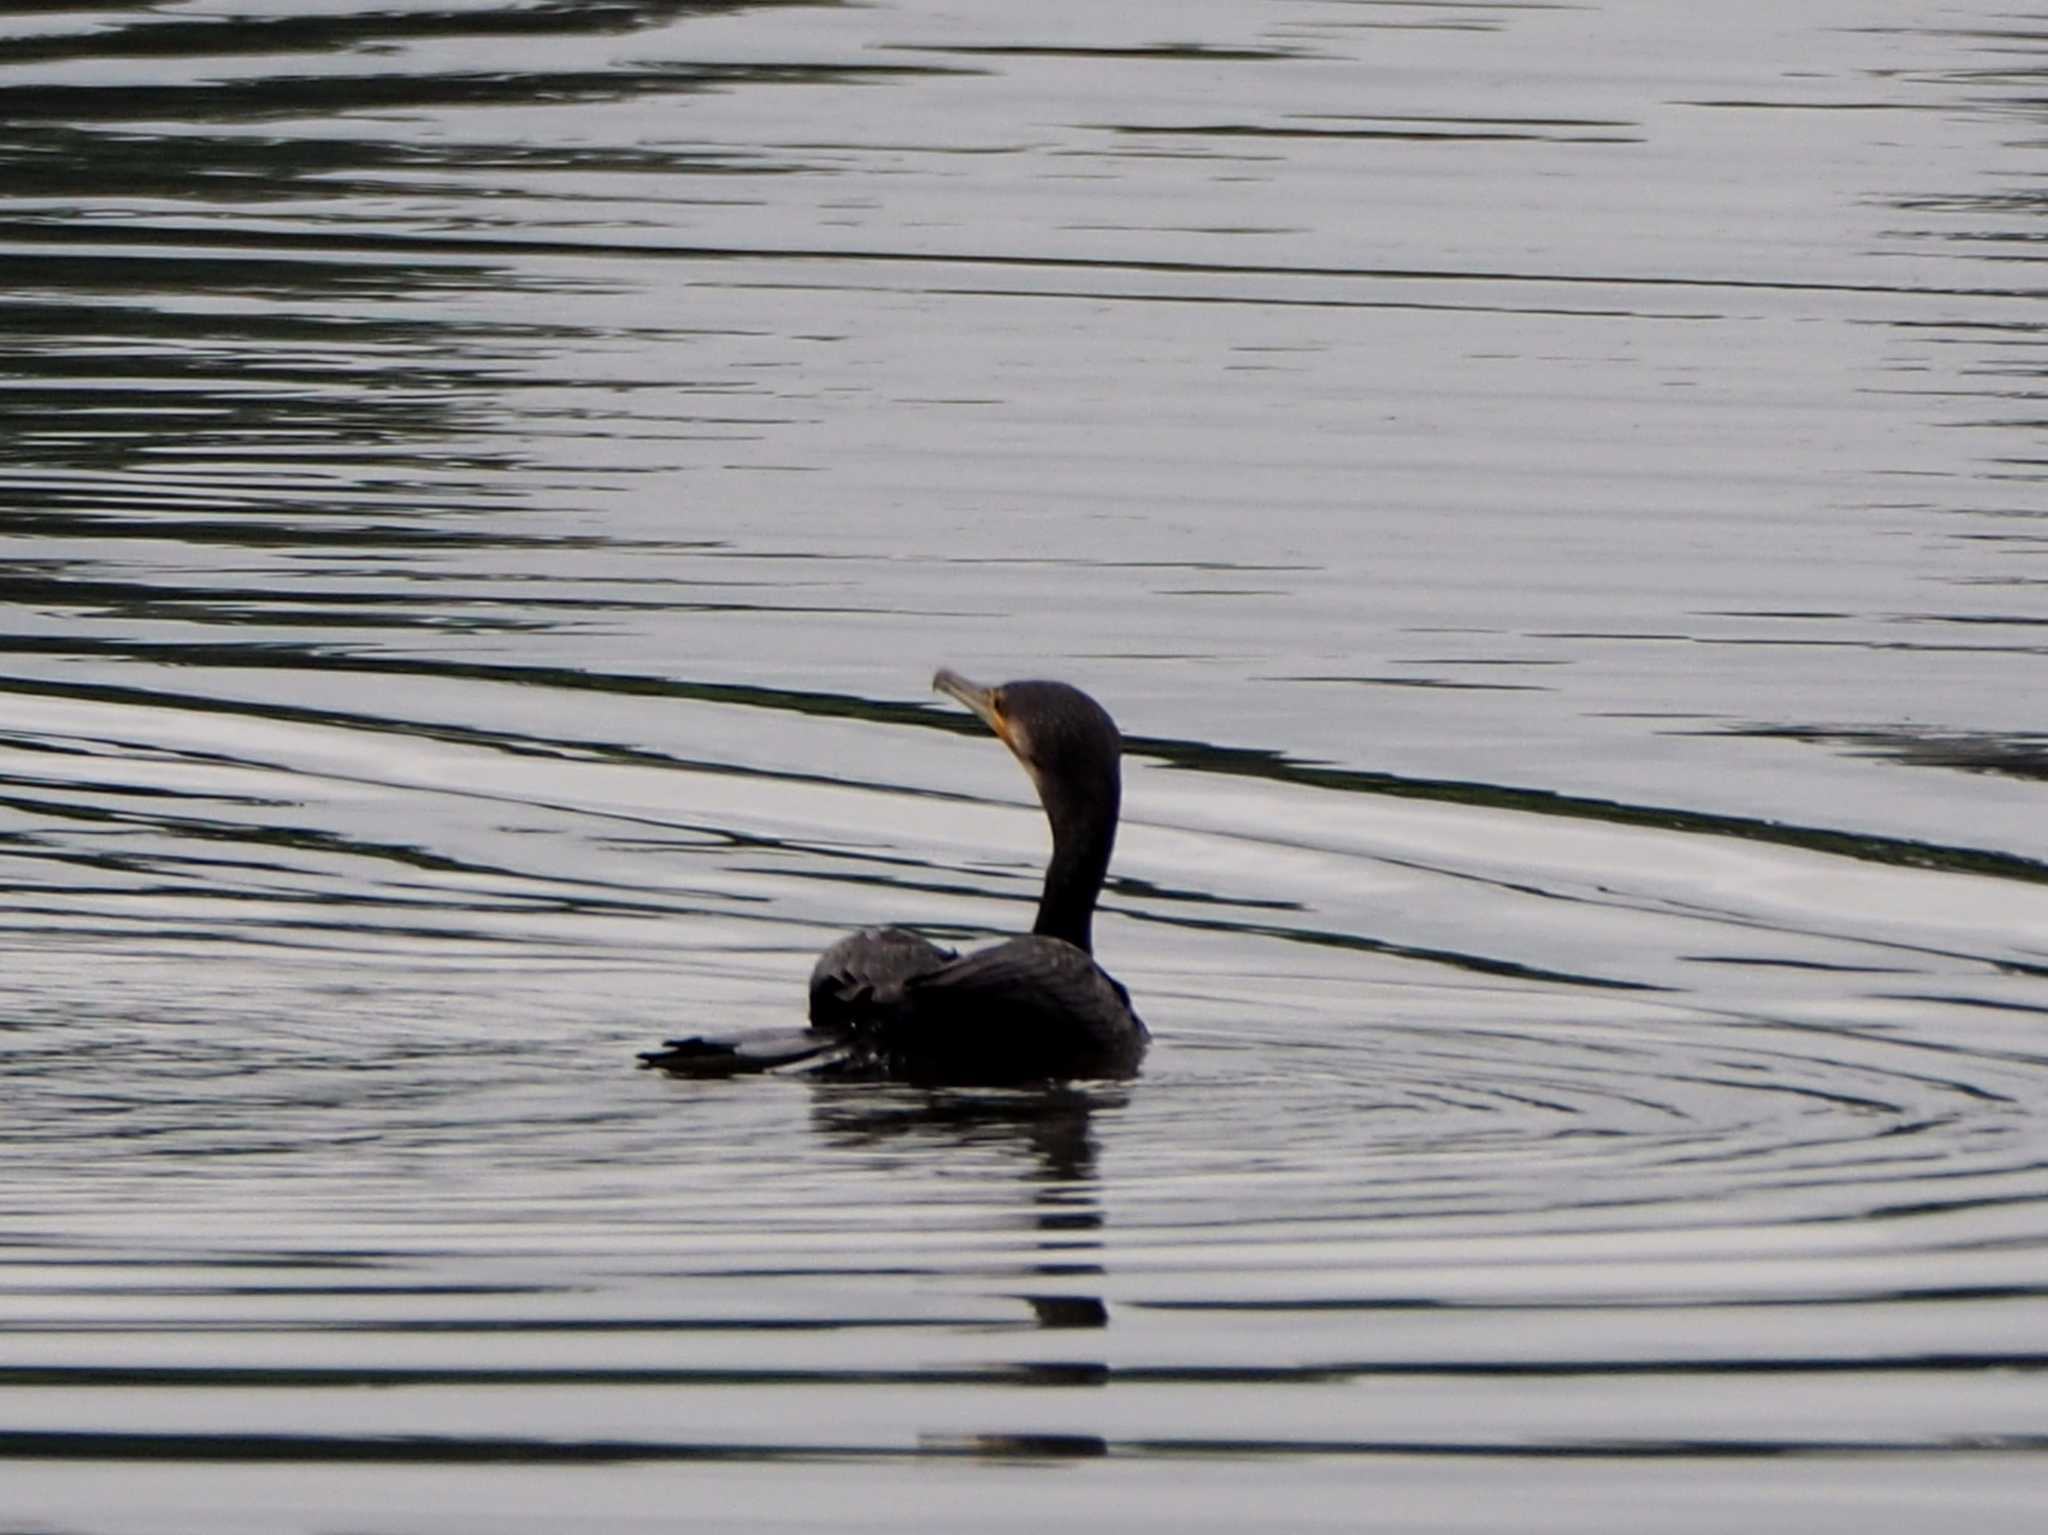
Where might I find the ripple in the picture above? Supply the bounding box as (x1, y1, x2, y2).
(6, 0, 2048, 1523)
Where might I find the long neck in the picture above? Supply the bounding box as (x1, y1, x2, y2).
(1031, 782, 1117, 952)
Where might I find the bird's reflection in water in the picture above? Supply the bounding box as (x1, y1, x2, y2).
(809, 1083, 1123, 1460)
(807, 1083, 1119, 1280)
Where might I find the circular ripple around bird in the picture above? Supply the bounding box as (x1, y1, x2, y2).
(1110, 987, 2048, 1284)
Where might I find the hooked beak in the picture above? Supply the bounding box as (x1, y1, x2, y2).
(932, 667, 1010, 747)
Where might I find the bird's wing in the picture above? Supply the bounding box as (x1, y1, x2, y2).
(809, 927, 956, 1027)
(887, 936, 1143, 1080)
(903, 936, 1115, 1017)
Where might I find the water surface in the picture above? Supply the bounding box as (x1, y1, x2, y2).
(3, 1, 2047, 1529)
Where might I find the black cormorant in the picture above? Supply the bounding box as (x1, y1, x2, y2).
(640, 669, 1146, 1083)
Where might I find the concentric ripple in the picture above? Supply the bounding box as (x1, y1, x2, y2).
(6, 0, 2048, 1527)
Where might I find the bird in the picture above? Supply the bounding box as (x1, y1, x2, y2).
(640, 668, 1146, 1084)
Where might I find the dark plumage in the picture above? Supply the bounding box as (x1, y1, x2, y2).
(641, 669, 1146, 1084)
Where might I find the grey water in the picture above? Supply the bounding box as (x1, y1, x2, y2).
(3, 0, 2047, 1528)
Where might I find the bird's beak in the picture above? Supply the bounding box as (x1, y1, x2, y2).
(932, 667, 1009, 746)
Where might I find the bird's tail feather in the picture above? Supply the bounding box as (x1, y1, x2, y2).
(638, 1029, 844, 1077)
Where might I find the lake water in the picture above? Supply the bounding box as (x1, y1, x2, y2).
(3, 0, 2047, 1528)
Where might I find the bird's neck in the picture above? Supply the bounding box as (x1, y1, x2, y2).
(1032, 793, 1116, 953)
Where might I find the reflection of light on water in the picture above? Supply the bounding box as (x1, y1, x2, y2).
(5, 0, 2048, 1524)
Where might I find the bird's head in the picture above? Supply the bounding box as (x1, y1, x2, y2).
(933, 669, 1122, 833)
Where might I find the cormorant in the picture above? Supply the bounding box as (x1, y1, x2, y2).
(640, 669, 1146, 1083)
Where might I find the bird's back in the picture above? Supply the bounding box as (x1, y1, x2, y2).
(819, 932, 1145, 1083)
